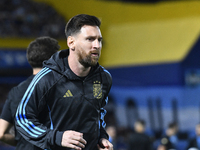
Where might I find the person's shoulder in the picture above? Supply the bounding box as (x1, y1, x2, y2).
(8, 75, 34, 96)
(34, 67, 63, 87)
(98, 66, 112, 87)
(18, 75, 34, 87)
(188, 137, 197, 143)
(99, 66, 112, 78)
(37, 67, 54, 79)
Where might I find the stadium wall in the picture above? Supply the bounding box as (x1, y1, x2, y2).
(1, 0, 200, 132)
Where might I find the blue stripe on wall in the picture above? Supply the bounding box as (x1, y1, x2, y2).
(107, 62, 184, 87)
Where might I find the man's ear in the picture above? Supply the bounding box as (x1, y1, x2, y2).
(67, 36, 75, 51)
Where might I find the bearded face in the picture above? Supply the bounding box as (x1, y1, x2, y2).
(78, 49, 100, 68)
(73, 25, 102, 68)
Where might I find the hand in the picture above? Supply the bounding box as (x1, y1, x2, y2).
(61, 130, 87, 150)
(98, 138, 113, 150)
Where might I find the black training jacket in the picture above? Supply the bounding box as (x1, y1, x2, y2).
(15, 49, 112, 150)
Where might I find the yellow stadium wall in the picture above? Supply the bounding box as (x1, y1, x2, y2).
(1, 0, 200, 68)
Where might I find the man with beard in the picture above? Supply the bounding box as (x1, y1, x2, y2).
(15, 14, 113, 150)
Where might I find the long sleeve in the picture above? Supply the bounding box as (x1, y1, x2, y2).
(98, 70, 112, 141)
(99, 107, 109, 140)
(15, 68, 63, 149)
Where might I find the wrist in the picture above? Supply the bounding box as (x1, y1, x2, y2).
(98, 138, 105, 148)
(55, 131, 64, 146)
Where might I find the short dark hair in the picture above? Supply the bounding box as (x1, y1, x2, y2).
(65, 14, 101, 38)
(27, 36, 60, 68)
(168, 122, 178, 129)
(136, 119, 146, 126)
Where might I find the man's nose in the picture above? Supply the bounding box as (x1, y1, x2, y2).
(93, 39, 101, 49)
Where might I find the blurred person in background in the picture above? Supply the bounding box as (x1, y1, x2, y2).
(106, 125, 117, 149)
(0, 36, 60, 149)
(157, 144, 167, 150)
(187, 122, 200, 150)
(158, 122, 179, 150)
(127, 119, 153, 150)
(188, 148, 199, 150)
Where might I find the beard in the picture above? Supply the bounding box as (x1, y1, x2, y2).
(78, 51, 99, 68)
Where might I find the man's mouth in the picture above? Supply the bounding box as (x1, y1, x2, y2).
(91, 52, 99, 57)
(91, 53, 99, 56)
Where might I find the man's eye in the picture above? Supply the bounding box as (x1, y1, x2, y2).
(98, 38, 102, 42)
(87, 38, 94, 41)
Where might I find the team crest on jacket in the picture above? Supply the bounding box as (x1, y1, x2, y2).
(93, 81, 102, 99)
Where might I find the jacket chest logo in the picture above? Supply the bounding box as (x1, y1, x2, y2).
(93, 81, 102, 99)
(63, 90, 73, 97)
